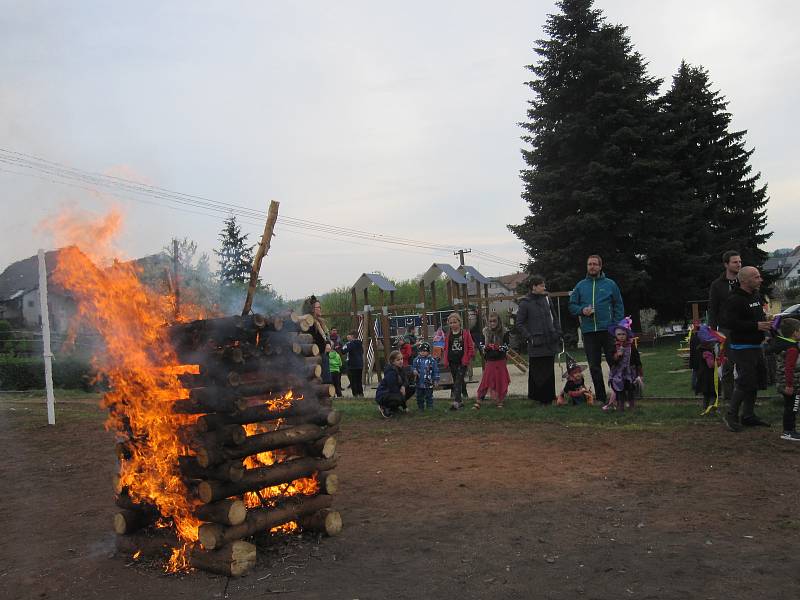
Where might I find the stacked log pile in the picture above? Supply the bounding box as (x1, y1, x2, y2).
(113, 311, 342, 577)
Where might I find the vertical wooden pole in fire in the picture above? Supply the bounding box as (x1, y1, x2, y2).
(37, 249, 56, 425)
(242, 201, 280, 316)
(173, 238, 181, 320)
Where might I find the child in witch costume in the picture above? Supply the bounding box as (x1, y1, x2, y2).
(689, 324, 726, 412)
(603, 317, 643, 412)
(474, 312, 511, 409)
(557, 355, 594, 406)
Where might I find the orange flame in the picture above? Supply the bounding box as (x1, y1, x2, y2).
(49, 212, 205, 567)
(241, 391, 319, 512)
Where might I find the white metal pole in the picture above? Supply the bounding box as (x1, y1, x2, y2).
(38, 249, 56, 425)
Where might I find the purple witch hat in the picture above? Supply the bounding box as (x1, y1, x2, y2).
(608, 316, 634, 338)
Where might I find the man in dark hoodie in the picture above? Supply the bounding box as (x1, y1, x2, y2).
(708, 250, 743, 403)
(719, 266, 772, 431)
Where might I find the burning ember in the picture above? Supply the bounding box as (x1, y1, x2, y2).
(51, 222, 341, 577)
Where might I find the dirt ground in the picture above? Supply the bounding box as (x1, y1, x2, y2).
(1, 399, 799, 600)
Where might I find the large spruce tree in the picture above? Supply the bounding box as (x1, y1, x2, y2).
(510, 0, 667, 313)
(215, 215, 255, 285)
(659, 61, 770, 295)
(510, 0, 771, 322)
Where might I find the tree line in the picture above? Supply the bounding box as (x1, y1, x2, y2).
(509, 0, 770, 322)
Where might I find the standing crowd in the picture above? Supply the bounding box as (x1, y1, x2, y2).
(305, 250, 799, 441)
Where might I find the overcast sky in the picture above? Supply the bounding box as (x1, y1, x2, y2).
(2, 1, 798, 299)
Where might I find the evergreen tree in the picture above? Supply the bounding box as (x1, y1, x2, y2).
(214, 215, 255, 285)
(659, 61, 770, 289)
(509, 0, 668, 318)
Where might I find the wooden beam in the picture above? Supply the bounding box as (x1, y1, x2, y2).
(242, 200, 280, 316)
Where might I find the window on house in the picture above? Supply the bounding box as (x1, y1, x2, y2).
(28, 300, 35, 307)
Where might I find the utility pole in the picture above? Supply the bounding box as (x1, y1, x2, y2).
(454, 248, 471, 266)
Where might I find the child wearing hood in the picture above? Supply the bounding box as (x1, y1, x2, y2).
(603, 317, 643, 412)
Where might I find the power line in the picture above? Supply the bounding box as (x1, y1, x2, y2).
(0, 148, 524, 270)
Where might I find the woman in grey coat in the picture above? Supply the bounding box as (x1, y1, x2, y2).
(515, 275, 562, 404)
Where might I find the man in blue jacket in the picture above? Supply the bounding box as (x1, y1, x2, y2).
(568, 255, 625, 406)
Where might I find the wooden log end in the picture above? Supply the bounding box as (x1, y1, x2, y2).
(196, 499, 247, 526)
(198, 522, 226, 551)
(319, 471, 339, 494)
(189, 540, 256, 577)
(113, 509, 153, 535)
(300, 508, 342, 537)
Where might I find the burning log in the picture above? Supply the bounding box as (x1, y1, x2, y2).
(115, 530, 178, 559)
(198, 494, 333, 550)
(197, 455, 336, 503)
(180, 387, 250, 413)
(196, 423, 329, 467)
(195, 499, 247, 526)
(197, 406, 340, 431)
(178, 456, 245, 482)
(233, 380, 325, 399)
(188, 540, 257, 577)
(299, 508, 342, 537)
(167, 313, 283, 349)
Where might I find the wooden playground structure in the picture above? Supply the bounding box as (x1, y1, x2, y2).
(321, 264, 571, 384)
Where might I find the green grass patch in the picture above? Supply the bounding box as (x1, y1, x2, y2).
(332, 393, 786, 431)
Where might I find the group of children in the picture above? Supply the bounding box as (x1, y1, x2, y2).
(376, 311, 486, 417)
(375, 311, 647, 417)
(689, 315, 800, 441)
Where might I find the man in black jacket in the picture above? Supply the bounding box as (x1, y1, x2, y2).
(720, 266, 772, 431)
(708, 250, 742, 403)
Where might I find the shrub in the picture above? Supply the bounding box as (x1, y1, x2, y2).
(0, 356, 93, 390)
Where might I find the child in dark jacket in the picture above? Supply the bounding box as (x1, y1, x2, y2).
(341, 331, 364, 397)
(771, 317, 800, 441)
(375, 350, 408, 418)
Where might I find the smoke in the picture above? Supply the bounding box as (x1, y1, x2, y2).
(37, 206, 125, 265)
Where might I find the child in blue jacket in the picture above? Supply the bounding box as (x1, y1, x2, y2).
(412, 342, 440, 411)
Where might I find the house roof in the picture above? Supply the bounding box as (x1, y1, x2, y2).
(493, 271, 528, 291)
(764, 255, 800, 276)
(0, 249, 71, 302)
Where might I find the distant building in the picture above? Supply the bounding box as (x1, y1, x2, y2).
(763, 245, 800, 292)
(0, 249, 75, 334)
